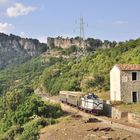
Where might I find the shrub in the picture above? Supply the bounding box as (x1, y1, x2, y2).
(2, 125, 23, 140)
(16, 118, 56, 140)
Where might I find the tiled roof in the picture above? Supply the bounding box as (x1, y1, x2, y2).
(115, 64, 140, 71)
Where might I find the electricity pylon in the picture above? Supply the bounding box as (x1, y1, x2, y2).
(76, 17, 87, 63)
(80, 17, 85, 40)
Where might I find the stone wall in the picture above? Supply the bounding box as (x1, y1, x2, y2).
(128, 113, 140, 124)
(121, 71, 140, 103)
(103, 102, 140, 125)
(111, 107, 128, 119)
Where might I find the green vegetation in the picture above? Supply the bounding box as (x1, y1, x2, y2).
(1, 37, 140, 138)
(62, 45, 78, 55)
(0, 56, 63, 139)
(0, 91, 63, 139)
(41, 38, 140, 98)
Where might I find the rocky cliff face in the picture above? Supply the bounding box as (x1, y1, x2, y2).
(47, 37, 88, 49)
(47, 37, 117, 50)
(0, 33, 48, 69)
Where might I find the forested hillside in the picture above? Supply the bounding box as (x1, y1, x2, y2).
(0, 37, 140, 139)
(0, 56, 63, 139)
(41, 38, 140, 96)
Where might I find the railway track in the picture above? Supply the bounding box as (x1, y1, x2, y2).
(61, 103, 140, 135)
(36, 92, 140, 135)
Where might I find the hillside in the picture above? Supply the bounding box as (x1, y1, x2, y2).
(0, 37, 140, 139)
(0, 53, 64, 139)
(0, 33, 48, 69)
(40, 38, 140, 97)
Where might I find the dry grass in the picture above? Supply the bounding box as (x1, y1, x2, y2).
(56, 115, 72, 123)
(116, 103, 140, 114)
(40, 114, 140, 140)
(96, 91, 110, 100)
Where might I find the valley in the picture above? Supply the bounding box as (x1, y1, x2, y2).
(0, 34, 140, 139)
(0, 0, 140, 139)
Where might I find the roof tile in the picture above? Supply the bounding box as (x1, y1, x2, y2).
(116, 64, 140, 71)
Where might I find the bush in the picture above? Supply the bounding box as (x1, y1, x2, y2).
(16, 118, 56, 140)
(62, 45, 77, 55)
(2, 125, 23, 140)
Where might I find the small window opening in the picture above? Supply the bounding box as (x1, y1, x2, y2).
(132, 92, 138, 103)
(132, 72, 137, 81)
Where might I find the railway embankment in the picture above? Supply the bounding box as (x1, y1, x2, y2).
(35, 89, 140, 136)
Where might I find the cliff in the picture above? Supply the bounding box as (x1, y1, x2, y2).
(0, 33, 48, 69)
(47, 37, 117, 50)
(47, 37, 88, 49)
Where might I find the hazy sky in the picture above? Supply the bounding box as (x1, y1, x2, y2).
(0, 0, 140, 42)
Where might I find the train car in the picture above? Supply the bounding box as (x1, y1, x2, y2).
(59, 91, 68, 103)
(59, 91, 85, 106)
(67, 92, 85, 107)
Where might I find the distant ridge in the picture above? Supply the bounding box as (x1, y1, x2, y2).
(0, 33, 48, 69)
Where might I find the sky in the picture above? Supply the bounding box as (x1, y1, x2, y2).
(0, 0, 140, 43)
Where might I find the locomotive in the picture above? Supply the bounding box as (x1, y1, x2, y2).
(59, 91, 104, 115)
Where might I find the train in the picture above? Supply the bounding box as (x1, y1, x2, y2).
(59, 91, 104, 115)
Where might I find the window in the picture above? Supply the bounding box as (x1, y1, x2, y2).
(132, 72, 137, 81)
(132, 91, 138, 103)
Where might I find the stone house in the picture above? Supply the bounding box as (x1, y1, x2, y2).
(110, 64, 140, 103)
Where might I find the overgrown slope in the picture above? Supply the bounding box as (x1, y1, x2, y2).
(0, 37, 140, 139)
(41, 38, 140, 96)
(0, 54, 63, 139)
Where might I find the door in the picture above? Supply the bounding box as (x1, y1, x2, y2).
(132, 92, 138, 103)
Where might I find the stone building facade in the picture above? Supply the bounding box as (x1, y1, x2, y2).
(110, 64, 140, 103)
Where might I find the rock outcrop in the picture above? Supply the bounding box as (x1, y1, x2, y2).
(0, 33, 48, 69)
(47, 37, 117, 50)
(47, 37, 88, 49)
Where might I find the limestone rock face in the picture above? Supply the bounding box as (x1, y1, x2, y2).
(0, 33, 48, 69)
(47, 37, 89, 49)
(47, 37, 117, 50)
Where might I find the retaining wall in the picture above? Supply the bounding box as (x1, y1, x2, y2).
(128, 113, 140, 124)
(111, 107, 128, 119)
